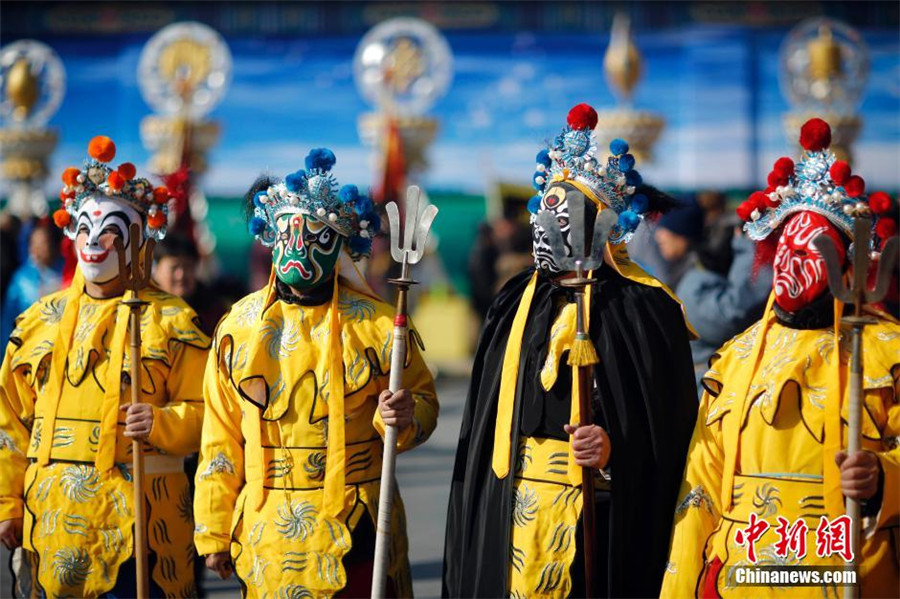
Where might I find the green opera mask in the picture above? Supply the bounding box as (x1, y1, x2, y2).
(272, 212, 343, 290)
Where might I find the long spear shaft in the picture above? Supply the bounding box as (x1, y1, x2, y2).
(537, 204, 617, 599)
(372, 257, 409, 598)
(114, 223, 155, 599)
(572, 275, 596, 599)
(813, 217, 898, 599)
(372, 186, 437, 598)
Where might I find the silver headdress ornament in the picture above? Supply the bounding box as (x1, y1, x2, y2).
(248, 148, 381, 259)
(529, 103, 648, 244)
(54, 135, 171, 241)
(739, 117, 897, 246)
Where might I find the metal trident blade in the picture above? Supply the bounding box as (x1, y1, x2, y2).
(114, 222, 154, 293)
(536, 197, 617, 273)
(387, 185, 438, 266)
(813, 216, 898, 306)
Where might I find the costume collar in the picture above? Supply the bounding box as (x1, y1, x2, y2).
(773, 291, 837, 330)
(275, 277, 335, 306)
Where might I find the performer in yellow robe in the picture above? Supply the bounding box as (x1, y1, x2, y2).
(0, 136, 210, 598)
(193, 149, 438, 599)
(662, 118, 900, 598)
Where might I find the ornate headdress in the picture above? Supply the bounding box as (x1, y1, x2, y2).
(53, 135, 171, 241)
(248, 147, 381, 259)
(528, 103, 651, 244)
(738, 118, 898, 247)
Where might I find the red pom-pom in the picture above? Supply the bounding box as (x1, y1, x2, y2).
(799, 118, 832, 152)
(876, 218, 897, 240)
(868, 191, 892, 215)
(767, 172, 788, 188)
(829, 160, 851, 186)
(117, 162, 136, 180)
(88, 135, 116, 162)
(106, 171, 125, 191)
(748, 191, 770, 209)
(61, 167, 81, 187)
(58, 190, 74, 202)
(845, 175, 865, 198)
(566, 103, 598, 131)
(736, 201, 755, 222)
(52, 208, 71, 228)
(148, 211, 167, 229)
(153, 186, 169, 204)
(773, 157, 794, 178)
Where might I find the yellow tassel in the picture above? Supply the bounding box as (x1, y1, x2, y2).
(567, 335, 599, 367)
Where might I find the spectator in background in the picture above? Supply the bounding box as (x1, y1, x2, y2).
(467, 217, 533, 321)
(153, 234, 226, 337)
(0, 212, 23, 300)
(467, 222, 498, 320)
(652, 198, 705, 288)
(1, 219, 63, 348)
(676, 222, 773, 390)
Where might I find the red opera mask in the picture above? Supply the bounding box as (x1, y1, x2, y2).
(773, 212, 845, 313)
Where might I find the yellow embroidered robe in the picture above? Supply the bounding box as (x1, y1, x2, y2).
(193, 280, 439, 599)
(662, 317, 900, 598)
(0, 283, 210, 598)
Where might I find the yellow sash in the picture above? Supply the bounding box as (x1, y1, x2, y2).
(243, 264, 348, 518)
(96, 298, 130, 472)
(36, 269, 84, 466)
(491, 273, 594, 486)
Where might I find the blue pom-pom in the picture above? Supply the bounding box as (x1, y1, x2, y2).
(536, 149, 552, 167)
(348, 235, 372, 255)
(527, 195, 542, 214)
(253, 191, 267, 208)
(285, 169, 307, 193)
(618, 210, 640, 231)
(532, 172, 547, 191)
(354, 196, 375, 218)
(618, 153, 636, 172)
(625, 169, 643, 186)
(368, 211, 381, 234)
(305, 148, 337, 172)
(630, 193, 649, 213)
(339, 184, 360, 203)
(609, 138, 629, 156)
(249, 217, 267, 236)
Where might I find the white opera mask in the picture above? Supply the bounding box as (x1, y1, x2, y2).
(74, 195, 142, 283)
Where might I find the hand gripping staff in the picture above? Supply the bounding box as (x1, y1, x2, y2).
(113, 222, 157, 599)
(371, 185, 438, 598)
(813, 217, 897, 599)
(536, 199, 617, 599)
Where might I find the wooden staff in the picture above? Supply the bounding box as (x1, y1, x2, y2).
(113, 222, 156, 599)
(536, 201, 617, 599)
(813, 216, 897, 599)
(371, 186, 438, 598)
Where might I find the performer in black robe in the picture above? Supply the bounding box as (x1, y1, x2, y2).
(442, 104, 698, 598)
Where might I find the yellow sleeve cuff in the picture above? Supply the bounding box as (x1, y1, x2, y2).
(372, 409, 417, 451)
(0, 497, 23, 521)
(194, 532, 231, 557)
(873, 452, 899, 531)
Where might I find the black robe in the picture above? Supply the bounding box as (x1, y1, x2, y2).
(442, 268, 698, 598)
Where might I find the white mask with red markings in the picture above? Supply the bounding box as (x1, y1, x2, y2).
(773, 212, 846, 313)
(74, 195, 142, 284)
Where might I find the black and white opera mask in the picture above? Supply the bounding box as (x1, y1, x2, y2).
(531, 182, 596, 275)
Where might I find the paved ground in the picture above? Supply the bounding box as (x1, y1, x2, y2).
(206, 374, 468, 599)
